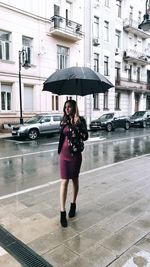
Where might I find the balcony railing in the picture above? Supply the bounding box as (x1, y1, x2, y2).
(115, 77, 149, 92)
(50, 15, 83, 41)
(123, 18, 150, 39)
(123, 49, 150, 65)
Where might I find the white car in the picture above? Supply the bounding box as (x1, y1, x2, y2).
(11, 113, 62, 140)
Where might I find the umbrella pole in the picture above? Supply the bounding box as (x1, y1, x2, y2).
(76, 95, 78, 115)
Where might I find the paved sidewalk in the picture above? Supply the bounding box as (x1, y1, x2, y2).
(0, 154, 150, 266)
(0, 132, 11, 139)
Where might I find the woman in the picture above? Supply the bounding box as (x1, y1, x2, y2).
(58, 100, 88, 227)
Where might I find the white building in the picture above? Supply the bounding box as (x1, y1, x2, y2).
(0, 0, 85, 126)
(84, 0, 150, 122)
(0, 0, 150, 128)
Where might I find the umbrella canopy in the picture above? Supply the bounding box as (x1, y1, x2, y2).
(43, 67, 114, 96)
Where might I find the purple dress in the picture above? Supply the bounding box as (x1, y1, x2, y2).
(59, 126, 82, 180)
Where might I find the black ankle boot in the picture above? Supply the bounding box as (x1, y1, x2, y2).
(68, 203, 76, 218)
(60, 211, 67, 227)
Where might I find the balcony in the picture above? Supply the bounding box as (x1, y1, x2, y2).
(49, 15, 83, 42)
(123, 49, 150, 65)
(115, 77, 149, 93)
(123, 18, 150, 39)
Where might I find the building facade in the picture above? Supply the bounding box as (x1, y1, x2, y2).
(84, 0, 150, 123)
(0, 0, 150, 128)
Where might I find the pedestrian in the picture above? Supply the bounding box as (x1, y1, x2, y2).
(58, 99, 88, 227)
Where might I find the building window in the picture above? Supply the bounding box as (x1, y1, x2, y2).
(115, 61, 121, 85)
(104, 56, 109, 76)
(66, 1, 72, 26)
(128, 65, 132, 81)
(115, 92, 120, 110)
(116, 0, 121, 18)
(103, 91, 108, 109)
(115, 30, 121, 48)
(66, 1, 72, 19)
(147, 70, 150, 89)
(93, 93, 99, 109)
(93, 16, 99, 38)
(0, 30, 11, 60)
(94, 53, 99, 72)
(105, 0, 109, 7)
(104, 21, 109, 41)
(146, 95, 150, 109)
(24, 85, 33, 112)
(137, 67, 140, 82)
(57, 45, 69, 69)
(1, 84, 11, 111)
(22, 36, 32, 64)
(52, 95, 59, 111)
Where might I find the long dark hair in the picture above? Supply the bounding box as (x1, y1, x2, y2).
(63, 100, 79, 117)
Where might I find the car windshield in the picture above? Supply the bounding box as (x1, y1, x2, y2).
(25, 116, 43, 124)
(99, 113, 114, 121)
(131, 111, 145, 118)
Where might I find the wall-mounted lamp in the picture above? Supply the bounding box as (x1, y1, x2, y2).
(138, 0, 150, 31)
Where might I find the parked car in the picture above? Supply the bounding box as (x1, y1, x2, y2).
(11, 113, 62, 140)
(130, 110, 150, 128)
(90, 113, 130, 132)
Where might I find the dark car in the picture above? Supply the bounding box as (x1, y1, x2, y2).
(11, 113, 62, 140)
(90, 113, 130, 132)
(130, 110, 150, 128)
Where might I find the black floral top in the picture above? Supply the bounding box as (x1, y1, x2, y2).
(58, 116, 88, 154)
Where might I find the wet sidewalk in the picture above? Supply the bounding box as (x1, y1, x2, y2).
(0, 154, 150, 267)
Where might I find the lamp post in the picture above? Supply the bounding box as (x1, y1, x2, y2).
(19, 49, 31, 124)
(138, 0, 150, 31)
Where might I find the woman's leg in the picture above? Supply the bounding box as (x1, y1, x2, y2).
(60, 179, 69, 211)
(60, 179, 69, 227)
(68, 177, 79, 218)
(72, 177, 79, 203)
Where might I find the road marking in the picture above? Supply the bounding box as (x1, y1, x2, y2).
(0, 153, 149, 201)
(87, 137, 106, 142)
(41, 141, 59, 145)
(0, 149, 57, 160)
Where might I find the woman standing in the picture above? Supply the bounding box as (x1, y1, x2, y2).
(58, 100, 88, 227)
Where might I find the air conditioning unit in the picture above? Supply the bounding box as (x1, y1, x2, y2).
(124, 64, 130, 70)
(93, 37, 100, 46)
(115, 48, 120, 55)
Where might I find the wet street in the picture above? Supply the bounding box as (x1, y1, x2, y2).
(0, 127, 150, 197)
(1, 128, 150, 267)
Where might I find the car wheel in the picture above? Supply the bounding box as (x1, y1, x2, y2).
(124, 121, 130, 130)
(28, 129, 39, 140)
(106, 123, 112, 132)
(142, 121, 146, 128)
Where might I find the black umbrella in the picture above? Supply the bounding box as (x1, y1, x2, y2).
(43, 67, 114, 96)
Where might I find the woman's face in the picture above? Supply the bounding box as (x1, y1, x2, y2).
(65, 102, 74, 116)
